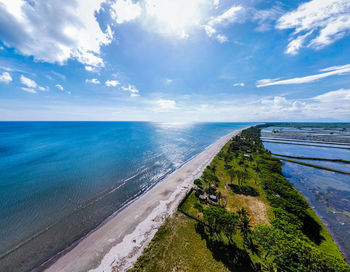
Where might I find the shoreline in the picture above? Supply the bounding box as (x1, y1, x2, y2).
(42, 128, 245, 272)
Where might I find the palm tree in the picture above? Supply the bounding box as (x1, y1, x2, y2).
(212, 165, 217, 174)
(241, 168, 250, 185)
(238, 208, 252, 247)
(227, 168, 236, 184)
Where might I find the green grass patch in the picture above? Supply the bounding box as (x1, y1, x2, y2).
(229, 184, 259, 196)
(129, 213, 231, 272)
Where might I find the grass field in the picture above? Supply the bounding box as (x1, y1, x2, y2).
(129, 212, 231, 272)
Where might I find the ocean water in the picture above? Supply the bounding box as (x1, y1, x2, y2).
(0, 121, 249, 271)
(263, 141, 350, 261)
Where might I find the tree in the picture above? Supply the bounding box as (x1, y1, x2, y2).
(238, 208, 252, 247)
(240, 169, 250, 186)
(254, 225, 350, 272)
(235, 169, 249, 186)
(194, 179, 202, 186)
(202, 169, 219, 184)
(203, 206, 238, 242)
(227, 168, 236, 184)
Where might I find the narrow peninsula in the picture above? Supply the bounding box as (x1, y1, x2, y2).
(130, 126, 350, 272)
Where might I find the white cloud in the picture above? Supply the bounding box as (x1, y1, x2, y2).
(207, 6, 242, 27)
(261, 96, 305, 112)
(144, 0, 210, 39)
(256, 63, 350, 87)
(204, 6, 242, 42)
(38, 86, 48, 92)
(56, 84, 64, 91)
(51, 71, 66, 81)
(216, 34, 228, 43)
(0, 0, 113, 67)
(86, 78, 101, 84)
(213, 0, 219, 9)
(110, 0, 142, 24)
(285, 31, 312, 55)
(0, 72, 12, 83)
(203, 5, 281, 41)
(20, 75, 37, 88)
(155, 99, 178, 112)
(165, 78, 173, 84)
(105, 80, 120, 87)
(0, 65, 30, 74)
(204, 25, 216, 37)
(122, 84, 140, 96)
(233, 82, 244, 87)
(85, 65, 99, 73)
(252, 6, 283, 32)
(20, 74, 48, 92)
(313, 88, 350, 102)
(21, 87, 37, 94)
(257, 89, 350, 120)
(277, 0, 350, 54)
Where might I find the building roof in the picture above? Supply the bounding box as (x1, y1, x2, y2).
(209, 194, 217, 200)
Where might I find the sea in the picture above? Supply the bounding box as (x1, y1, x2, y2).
(0, 121, 249, 271)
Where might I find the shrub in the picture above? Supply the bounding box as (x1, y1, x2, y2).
(194, 179, 202, 186)
(229, 184, 259, 196)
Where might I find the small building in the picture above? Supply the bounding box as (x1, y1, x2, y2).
(199, 194, 207, 202)
(243, 154, 251, 159)
(209, 194, 217, 202)
(210, 184, 217, 191)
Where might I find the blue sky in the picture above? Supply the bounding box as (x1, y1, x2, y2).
(0, 0, 350, 121)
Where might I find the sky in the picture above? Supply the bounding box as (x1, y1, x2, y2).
(0, 0, 350, 122)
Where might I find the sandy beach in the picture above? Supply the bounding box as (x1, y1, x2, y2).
(42, 128, 243, 272)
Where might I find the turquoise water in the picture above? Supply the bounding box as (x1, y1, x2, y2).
(0, 122, 249, 271)
(263, 141, 350, 261)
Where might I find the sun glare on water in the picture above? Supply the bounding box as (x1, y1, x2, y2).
(145, 0, 209, 38)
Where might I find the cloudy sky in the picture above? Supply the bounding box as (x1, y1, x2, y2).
(0, 0, 350, 121)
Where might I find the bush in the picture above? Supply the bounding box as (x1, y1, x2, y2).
(194, 203, 203, 212)
(194, 179, 202, 186)
(229, 184, 259, 196)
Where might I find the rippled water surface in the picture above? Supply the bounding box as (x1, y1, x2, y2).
(0, 121, 249, 271)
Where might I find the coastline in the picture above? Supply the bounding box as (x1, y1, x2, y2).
(42, 128, 245, 272)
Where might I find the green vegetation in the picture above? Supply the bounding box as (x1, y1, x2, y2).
(262, 140, 350, 150)
(277, 157, 350, 176)
(273, 153, 350, 164)
(229, 184, 259, 196)
(128, 213, 231, 272)
(266, 123, 350, 129)
(130, 126, 349, 272)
